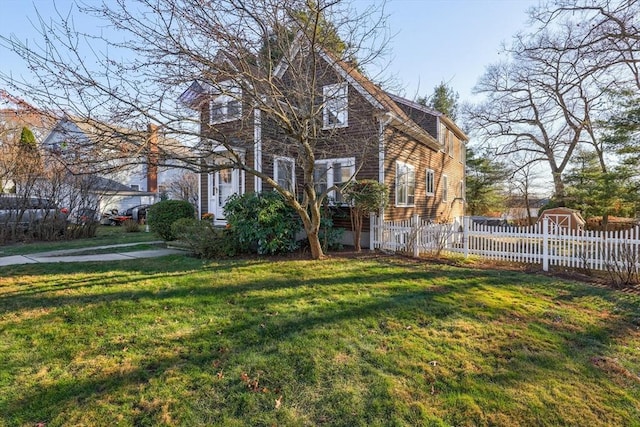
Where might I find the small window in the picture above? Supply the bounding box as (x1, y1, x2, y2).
(395, 161, 415, 206)
(209, 85, 242, 124)
(439, 122, 447, 146)
(426, 169, 435, 196)
(459, 179, 465, 200)
(442, 175, 448, 203)
(274, 156, 295, 192)
(130, 184, 140, 191)
(314, 157, 355, 203)
(460, 143, 466, 164)
(448, 133, 455, 157)
(323, 83, 348, 129)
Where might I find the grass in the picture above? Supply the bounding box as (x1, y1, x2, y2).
(62, 242, 166, 256)
(0, 226, 160, 256)
(1, 254, 639, 426)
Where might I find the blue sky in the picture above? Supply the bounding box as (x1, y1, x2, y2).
(0, 0, 535, 103)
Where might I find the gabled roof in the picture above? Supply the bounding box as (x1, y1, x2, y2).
(85, 175, 155, 195)
(386, 93, 468, 142)
(179, 40, 469, 151)
(42, 116, 190, 162)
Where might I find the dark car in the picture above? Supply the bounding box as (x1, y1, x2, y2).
(0, 195, 68, 237)
(124, 204, 150, 222)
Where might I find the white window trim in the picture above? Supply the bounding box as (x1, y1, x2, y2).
(442, 174, 449, 203)
(322, 82, 348, 129)
(209, 85, 242, 124)
(426, 168, 435, 196)
(274, 156, 295, 192)
(314, 157, 355, 204)
(395, 161, 416, 207)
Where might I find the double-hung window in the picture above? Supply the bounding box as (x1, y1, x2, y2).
(209, 85, 242, 124)
(314, 157, 355, 203)
(426, 169, 435, 196)
(395, 161, 415, 206)
(274, 156, 295, 192)
(323, 83, 348, 129)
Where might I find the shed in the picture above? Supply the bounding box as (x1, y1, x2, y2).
(537, 207, 585, 232)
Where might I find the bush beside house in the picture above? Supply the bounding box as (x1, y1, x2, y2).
(147, 199, 195, 240)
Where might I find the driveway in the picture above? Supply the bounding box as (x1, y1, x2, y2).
(0, 242, 186, 266)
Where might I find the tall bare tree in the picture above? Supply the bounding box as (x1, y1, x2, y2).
(465, 1, 632, 202)
(0, 0, 390, 259)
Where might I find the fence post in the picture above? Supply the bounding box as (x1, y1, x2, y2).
(463, 216, 469, 258)
(369, 212, 376, 250)
(379, 210, 385, 251)
(542, 216, 549, 271)
(413, 214, 420, 258)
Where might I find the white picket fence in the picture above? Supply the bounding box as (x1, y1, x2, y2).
(369, 214, 640, 272)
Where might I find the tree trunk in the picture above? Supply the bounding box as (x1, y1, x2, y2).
(299, 202, 325, 260)
(551, 170, 566, 204)
(350, 207, 362, 252)
(305, 227, 325, 260)
(524, 194, 533, 225)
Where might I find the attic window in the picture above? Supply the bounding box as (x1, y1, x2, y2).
(323, 83, 348, 129)
(209, 86, 242, 124)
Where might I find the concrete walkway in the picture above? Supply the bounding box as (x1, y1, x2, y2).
(0, 242, 186, 267)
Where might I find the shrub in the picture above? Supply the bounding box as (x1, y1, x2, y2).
(224, 191, 301, 255)
(318, 212, 344, 251)
(342, 180, 389, 252)
(147, 200, 195, 240)
(171, 218, 237, 258)
(123, 219, 140, 233)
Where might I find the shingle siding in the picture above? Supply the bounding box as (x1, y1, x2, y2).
(195, 52, 466, 225)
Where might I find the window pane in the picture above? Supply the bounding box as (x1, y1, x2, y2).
(276, 159, 293, 191)
(210, 102, 224, 123)
(323, 84, 348, 127)
(408, 168, 415, 204)
(227, 99, 241, 118)
(314, 163, 328, 196)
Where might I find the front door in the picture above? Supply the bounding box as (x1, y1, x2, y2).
(210, 161, 240, 223)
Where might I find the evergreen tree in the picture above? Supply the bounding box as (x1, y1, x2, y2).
(417, 81, 459, 120)
(19, 127, 37, 149)
(564, 149, 635, 225)
(465, 148, 509, 216)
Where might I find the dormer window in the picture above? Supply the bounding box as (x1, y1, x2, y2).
(323, 83, 348, 129)
(209, 85, 242, 124)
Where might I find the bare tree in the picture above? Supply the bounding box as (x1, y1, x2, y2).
(0, 0, 390, 259)
(508, 153, 543, 225)
(529, 0, 640, 90)
(467, 22, 617, 200)
(166, 171, 199, 211)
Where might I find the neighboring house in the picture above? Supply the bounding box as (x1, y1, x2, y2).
(180, 47, 468, 240)
(504, 197, 548, 224)
(41, 117, 194, 214)
(0, 91, 57, 193)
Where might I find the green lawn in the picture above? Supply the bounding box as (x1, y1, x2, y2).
(0, 226, 161, 256)
(1, 254, 639, 426)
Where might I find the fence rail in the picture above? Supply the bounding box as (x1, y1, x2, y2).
(369, 214, 640, 273)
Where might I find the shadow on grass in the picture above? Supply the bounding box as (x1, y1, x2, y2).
(2, 255, 640, 425)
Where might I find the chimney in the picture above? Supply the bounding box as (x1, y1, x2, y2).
(147, 124, 159, 193)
